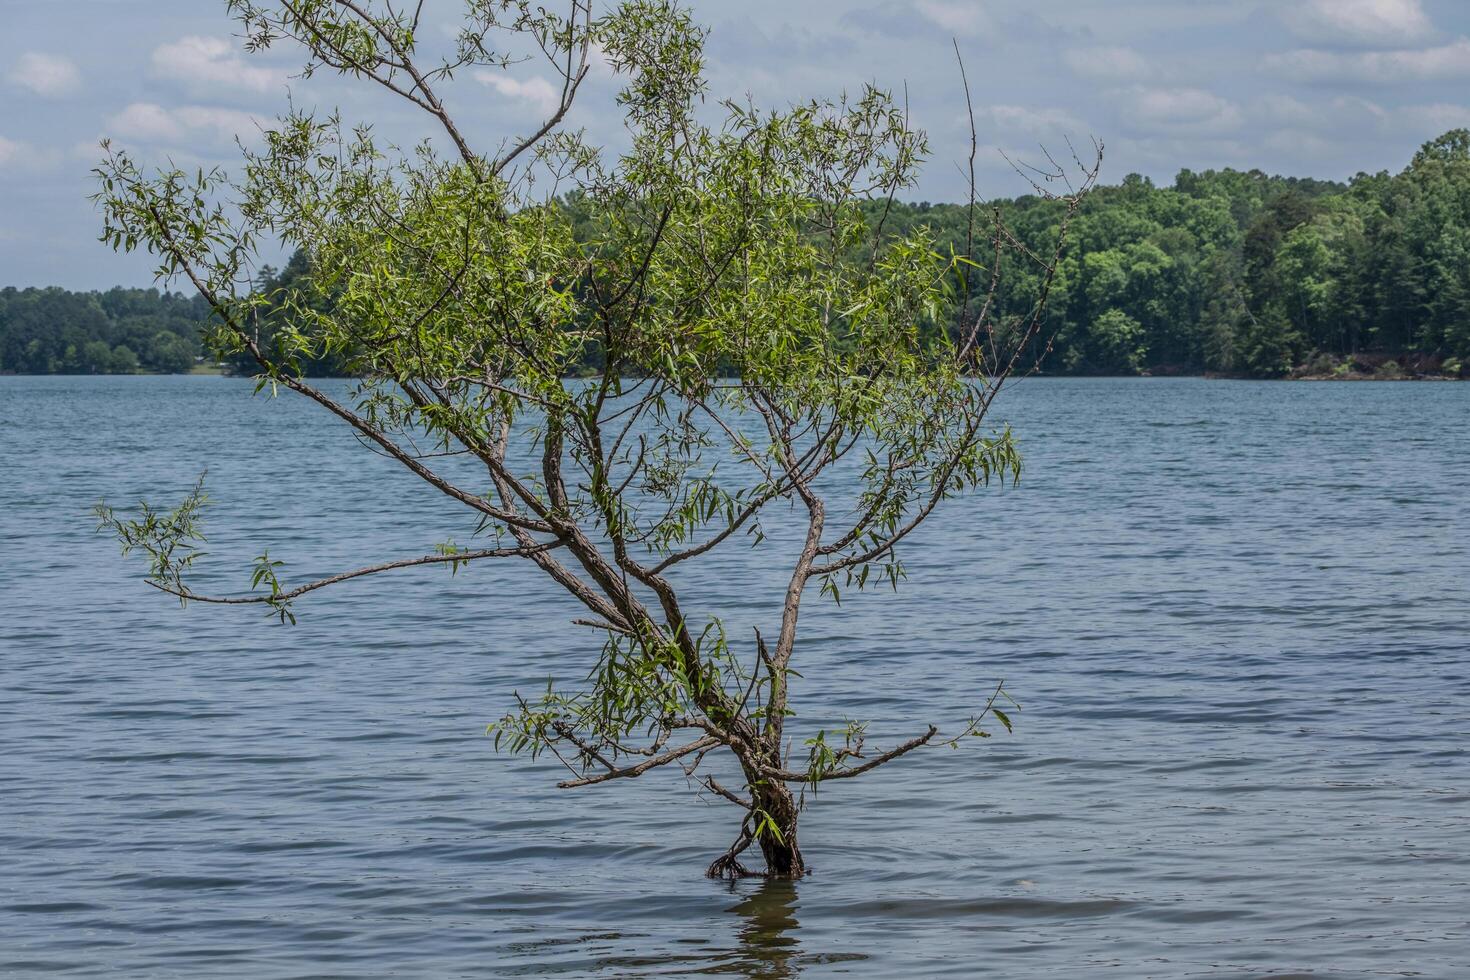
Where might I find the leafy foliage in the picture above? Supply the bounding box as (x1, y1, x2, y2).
(94, 475, 210, 598)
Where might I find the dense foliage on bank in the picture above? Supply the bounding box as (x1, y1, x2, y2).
(0, 286, 210, 374)
(873, 129, 1470, 378)
(8, 130, 1470, 378)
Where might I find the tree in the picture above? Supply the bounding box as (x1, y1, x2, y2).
(1079, 309, 1146, 375)
(148, 331, 199, 373)
(109, 344, 141, 374)
(94, 0, 1095, 878)
(220, 250, 355, 377)
(80, 340, 113, 373)
(1198, 249, 1248, 373)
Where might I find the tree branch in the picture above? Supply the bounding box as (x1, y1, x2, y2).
(556, 735, 722, 788)
(764, 725, 939, 783)
(146, 543, 553, 605)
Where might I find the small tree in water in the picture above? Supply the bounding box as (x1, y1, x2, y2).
(95, 0, 1096, 878)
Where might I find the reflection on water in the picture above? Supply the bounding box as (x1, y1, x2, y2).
(723, 880, 803, 979)
(3, 376, 1470, 977)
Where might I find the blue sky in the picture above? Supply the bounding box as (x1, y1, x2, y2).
(5, 0, 1470, 289)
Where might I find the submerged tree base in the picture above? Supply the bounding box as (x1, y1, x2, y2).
(705, 783, 808, 879)
(707, 833, 808, 881)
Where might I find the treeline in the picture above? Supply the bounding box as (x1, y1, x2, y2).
(9, 130, 1470, 378)
(873, 128, 1470, 377)
(0, 256, 326, 376)
(0, 286, 210, 374)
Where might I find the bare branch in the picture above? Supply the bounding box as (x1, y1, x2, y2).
(763, 725, 939, 783)
(147, 543, 554, 605)
(556, 735, 722, 788)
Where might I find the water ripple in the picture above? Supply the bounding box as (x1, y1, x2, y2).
(2, 376, 1468, 978)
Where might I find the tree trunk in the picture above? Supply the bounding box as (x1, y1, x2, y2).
(707, 779, 807, 879)
(754, 781, 806, 878)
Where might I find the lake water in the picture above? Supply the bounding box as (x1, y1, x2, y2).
(2, 375, 1468, 978)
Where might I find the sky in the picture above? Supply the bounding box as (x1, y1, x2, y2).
(4, 0, 1470, 289)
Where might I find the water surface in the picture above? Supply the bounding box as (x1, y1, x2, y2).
(2, 376, 1468, 978)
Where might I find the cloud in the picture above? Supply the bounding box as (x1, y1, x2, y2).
(1391, 101, 1470, 134)
(151, 36, 283, 94)
(1252, 93, 1470, 140)
(7, 52, 82, 98)
(840, 4, 932, 39)
(914, 0, 989, 37)
(472, 71, 561, 115)
(106, 102, 265, 146)
(1261, 129, 1340, 160)
(1256, 93, 1385, 132)
(0, 135, 61, 171)
(979, 104, 1088, 136)
(1282, 0, 1434, 47)
(1256, 93, 1321, 128)
(1118, 86, 1242, 134)
(1098, 133, 1255, 174)
(1267, 37, 1470, 82)
(1064, 46, 1151, 82)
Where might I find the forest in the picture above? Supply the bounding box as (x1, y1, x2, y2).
(6, 129, 1470, 379)
(0, 286, 211, 375)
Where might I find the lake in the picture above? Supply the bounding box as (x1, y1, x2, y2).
(2, 375, 1468, 978)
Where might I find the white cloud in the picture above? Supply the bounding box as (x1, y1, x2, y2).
(1256, 93, 1320, 128)
(472, 71, 561, 114)
(1392, 102, 1470, 134)
(1283, 0, 1434, 47)
(1267, 37, 1470, 83)
(1119, 86, 1242, 134)
(914, 0, 989, 37)
(7, 52, 82, 98)
(1094, 134, 1255, 175)
(0, 135, 61, 171)
(1064, 46, 1152, 82)
(109, 103, 185, 143)
(1261, 129, 1339, 160)
(586, 40, 616, 76)
(151, 36, 282, 94)
(979, 104, 1087, 136)
(1253, 94, 1470, 139)
(1257, 94, 1385, 132)
(107, 102, 265, 146)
